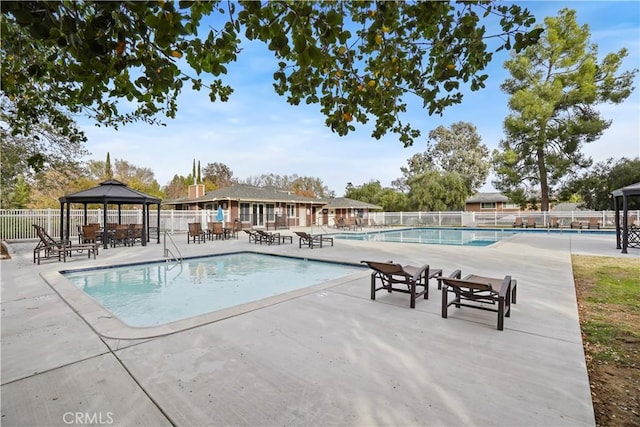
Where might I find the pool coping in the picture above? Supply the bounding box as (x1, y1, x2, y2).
(41, 251, 370, 340)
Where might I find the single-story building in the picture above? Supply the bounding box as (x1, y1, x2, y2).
(163, 184, 380, 228)
(465, 192, 521, 212)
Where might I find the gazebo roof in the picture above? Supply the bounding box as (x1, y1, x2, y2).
(59, 179, 162, 204)
(611, 181, 640, 198)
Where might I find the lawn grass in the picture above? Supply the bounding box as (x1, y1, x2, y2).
(572, 254, 640, 426)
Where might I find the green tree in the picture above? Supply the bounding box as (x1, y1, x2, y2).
(0, 102, 88, 208)
(345, 180, 408, 211)
(202, 162, 236, 189)
(105, 152, 113, 179)
(407, 171, 468, 211)
(197, 160, 202, 184)
(2, 2, 541, 146)
(163, 174, 189, 200)
(398, 121, 489, 193)
(560, 157, 640, 210)
(492, 8, 637, 211)
(244, 174, 331, 198)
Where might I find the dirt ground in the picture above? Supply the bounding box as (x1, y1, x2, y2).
(575, 275, 640, 426)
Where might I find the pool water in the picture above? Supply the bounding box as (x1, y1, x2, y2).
(63, 253, 362, 327)
(333, 228, 517, 246)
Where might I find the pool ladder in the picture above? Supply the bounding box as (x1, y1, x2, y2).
(163, 230, 183, 263)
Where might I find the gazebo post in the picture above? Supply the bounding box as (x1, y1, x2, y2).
(614, 196, 621, 250)
(141, 203, 147, 246)
(103, 201, 109, 249)
(622, 195, 628, 254)
(156, 204, 161, 244)
(59, 201, 65, 242)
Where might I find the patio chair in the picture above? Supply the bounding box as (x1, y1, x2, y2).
(111, 224, 131, 247)
(33, 224, 98, 264)
(82, 224, 102, 244)
(256, 229, 281, 245)
(513, 217, 524, 228)
(243, 229, 261, 244)
(525, 218, 536, 228)
(334, 217, 351, 230)
(187, 222, 206, 244)
(208, 222, 225, 240)
(361, 260, 443, 308)
(588, 217, 601, 229)
(128, 224, 143, 245)
(438, 270, 517, 331)
(295, 231, 333, 249)
(549, 217, 560, 228)
(570, 221, 583, 229)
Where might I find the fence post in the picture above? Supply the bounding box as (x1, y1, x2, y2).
(46, 208, 52, 236)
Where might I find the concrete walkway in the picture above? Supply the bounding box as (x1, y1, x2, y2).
(1, 228, 634, 426)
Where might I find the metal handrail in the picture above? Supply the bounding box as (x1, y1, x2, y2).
(163, 229, 182, 263)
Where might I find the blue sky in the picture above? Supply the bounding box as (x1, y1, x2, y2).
(80, 1, 640, 196)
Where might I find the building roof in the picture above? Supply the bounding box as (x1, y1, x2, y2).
(612, 181, 640, 198)
(163, 184, 322, 205)
(465, 192, 509, 204)
(319, 197, 382, 210)
(59, 179, 162, 205)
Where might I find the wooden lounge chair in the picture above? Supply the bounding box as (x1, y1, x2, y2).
(525, 218, 536, 228)
(570, 221, 583, 229)
(361, 260, 443, 309)
(513, 217, 524, 228)
(256, 229, 281, 245)
(549, 217, 560, 228)
(187, 222, 206, 244)
(295, 231, 333, 249)
(243, 229, 261, 244)
(33, 224, 97, 264)
(438, 270, 517, 331)
(587, 217, 601, 229)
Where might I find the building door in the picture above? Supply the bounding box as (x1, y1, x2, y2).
(252, 204, 265, 227)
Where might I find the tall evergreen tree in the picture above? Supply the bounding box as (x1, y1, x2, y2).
(492, 8, 637, 211)
(105, 152, 113, 179)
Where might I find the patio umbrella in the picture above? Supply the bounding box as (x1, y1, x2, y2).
(216, 205, 224, 222)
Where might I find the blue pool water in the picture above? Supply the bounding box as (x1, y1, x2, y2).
(333, 228, 517, 246)
(63, 253, 363, 327)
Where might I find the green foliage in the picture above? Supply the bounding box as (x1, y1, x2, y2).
(560, 157, 640, 210)
(399, 121, 489, 193)
(492, 8, 637, 211)
(0, 103, 88, 208)
(202, 162, 236, 188)
(407, 170, 468, 211)
(105, 152, 113, 179)
(244, 173, 332, 198)
(2, 1, 542, 146)
(344, 180, 408, 211)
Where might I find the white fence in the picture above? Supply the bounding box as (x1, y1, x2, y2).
(1, 208, 635, 241)
(366, 210, 635, 228)
(0, 209, 216, 241)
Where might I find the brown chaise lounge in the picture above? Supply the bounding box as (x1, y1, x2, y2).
(295, 231, 333, 249)
(513, 217, 524, 228)
(361, 260, 443, 309)
(438, 270, 517, 331)
(587, 217, 601, 229)
(33, 224, 98, 264)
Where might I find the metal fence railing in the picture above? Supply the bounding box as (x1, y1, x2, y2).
(1, 209, 636, 241)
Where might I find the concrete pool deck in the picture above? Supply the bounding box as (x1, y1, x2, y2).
(1, 227, 636, 426)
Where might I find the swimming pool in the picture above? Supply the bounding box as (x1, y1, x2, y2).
(62, 253, 364, 328)
(333, 228, 518, 246)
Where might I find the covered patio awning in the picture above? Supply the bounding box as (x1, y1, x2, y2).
(59, 179, 162, 249)
(611, 181, 640, 254)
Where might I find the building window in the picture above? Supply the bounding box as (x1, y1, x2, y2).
(481, 202, 496, 209)
(239, 203, 251, 221)
(266, 204, 275, 221)
(287, 204, 295, 218)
